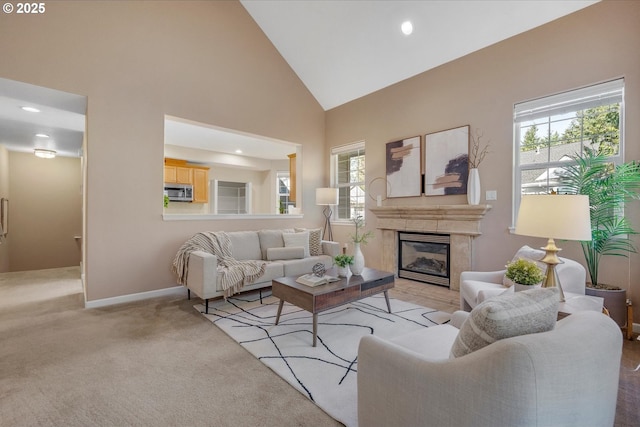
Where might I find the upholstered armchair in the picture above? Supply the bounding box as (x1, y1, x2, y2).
(459, 245, 587, 311)
(358, 302, 621, 427)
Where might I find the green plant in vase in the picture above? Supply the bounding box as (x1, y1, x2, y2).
(505, 258, 545, 290)
(334, 254, 353, 278)
(349, 215, 373, 275)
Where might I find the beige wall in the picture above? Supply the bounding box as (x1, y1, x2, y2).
(0, 1, 326, 300)
(326, 1, 640, 319)
(0, 144, 9, 272)
(7, 152, 82, 271)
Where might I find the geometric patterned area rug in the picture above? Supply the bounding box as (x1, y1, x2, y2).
(196, 291, 451, 427)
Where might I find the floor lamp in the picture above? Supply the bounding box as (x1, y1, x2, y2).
(316, 188, 339, 241)
(514, 194, 591, 302)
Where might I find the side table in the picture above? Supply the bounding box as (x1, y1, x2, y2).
(558, 292, 604, 320)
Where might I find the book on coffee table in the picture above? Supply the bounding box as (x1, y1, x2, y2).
(295, 274, 340, 287)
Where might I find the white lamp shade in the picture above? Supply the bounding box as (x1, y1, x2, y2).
(515, 195, 592, 241)
(316, 187, 339, 205)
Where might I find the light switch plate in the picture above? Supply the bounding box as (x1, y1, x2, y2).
(486, 190, 497, 201)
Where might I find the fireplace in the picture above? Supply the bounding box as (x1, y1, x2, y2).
(370, 205, 491, 291)
(398, 232, 450, 287)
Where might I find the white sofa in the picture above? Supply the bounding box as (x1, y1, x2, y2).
(184, 229, 339, 310)
(358, 308, 622, 427)
(459, 245, 587, 311)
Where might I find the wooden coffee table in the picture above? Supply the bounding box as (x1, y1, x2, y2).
(272, 267, 395, 347)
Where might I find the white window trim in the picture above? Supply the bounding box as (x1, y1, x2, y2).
(331, 141, 366, 224)
(511, 78, 625, 229)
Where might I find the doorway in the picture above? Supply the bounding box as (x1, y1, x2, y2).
(0, 77, 87, 300)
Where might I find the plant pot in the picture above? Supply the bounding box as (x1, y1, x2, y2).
(585, 286, 627, 328)
(336, 266, 349, 278)
(514, 283, 540, 292)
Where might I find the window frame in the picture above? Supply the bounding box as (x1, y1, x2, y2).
(512, 79, 625, 228)
(276, 171, 291, 214)
(330, 141, 366, 223)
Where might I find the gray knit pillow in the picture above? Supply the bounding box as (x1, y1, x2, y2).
(450, 287, 559, 358)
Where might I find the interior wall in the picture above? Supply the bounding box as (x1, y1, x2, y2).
(0, 144, 9, 272)
(326, 1, 640, 315)
(0, 1, 325, 300)
(8, 152, 82, 271)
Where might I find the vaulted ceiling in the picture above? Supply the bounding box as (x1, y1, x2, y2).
(0, 1, 598, 158)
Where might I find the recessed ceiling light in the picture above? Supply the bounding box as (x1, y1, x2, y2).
(401, 21, 413, 36)
(235, 149, 243, 154)
(21, 106, 41, 113)
(34, 149, 56, 159)
(35, 133, 50, 138)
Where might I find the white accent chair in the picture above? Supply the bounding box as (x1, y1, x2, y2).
(459, 245, 587, 311)
(357, 310, 621, 427)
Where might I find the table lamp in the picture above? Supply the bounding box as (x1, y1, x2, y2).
(316, 187, 339, 241)
(514, 194, 591, 301)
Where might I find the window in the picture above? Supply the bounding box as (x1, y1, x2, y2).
(276, 171, 292, 214)
(513, 79, 624, 223)
(331, 141, 366, 221)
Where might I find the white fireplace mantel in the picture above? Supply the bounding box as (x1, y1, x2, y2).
(370, 205, 492, 291)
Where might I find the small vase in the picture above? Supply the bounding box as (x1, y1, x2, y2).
(350, 243, 365, 275)
(467, 168, 481, 205)
(336, 266, 349, 278)
(514, 283, 533, 292)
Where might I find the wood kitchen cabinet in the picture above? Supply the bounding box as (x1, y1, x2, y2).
(164, 158, 209, 203)
(288, 153, 296, 203)
(192, 167, 209, 203)
(164, 158, 193, 184)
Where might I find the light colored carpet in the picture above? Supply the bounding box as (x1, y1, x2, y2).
(197, 292, 451, 427)
(0, 267, 341, 427)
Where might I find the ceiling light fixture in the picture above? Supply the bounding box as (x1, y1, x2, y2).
(35, 133, 50, 138)
(34, 149, 56, 159)
(401, 21, 413, 36)
(21, 106, 41, 113)
(235, 149, 243, 154)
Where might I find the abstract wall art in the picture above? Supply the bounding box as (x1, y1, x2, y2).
(424, 125, 469, 196)
(385, 136, 421, 198)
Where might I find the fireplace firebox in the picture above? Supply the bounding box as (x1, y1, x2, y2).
(398, 232, 450, 287)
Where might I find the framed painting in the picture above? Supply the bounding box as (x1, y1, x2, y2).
(385, 136, 421, 198)
(424, 125, 469, 196)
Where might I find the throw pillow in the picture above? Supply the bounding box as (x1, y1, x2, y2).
(502, 245, 547, 287)
(266, 246, 305, 261)
(450, 287, 559, 358)
(258, 229, 286, 260)
(295, 227, 323, 256)
(283, 231, 310, 258)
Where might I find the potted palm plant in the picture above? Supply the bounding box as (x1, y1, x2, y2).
(558, 148, 640, 326)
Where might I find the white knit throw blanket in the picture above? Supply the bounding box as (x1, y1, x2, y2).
(172, 231, 266, 298)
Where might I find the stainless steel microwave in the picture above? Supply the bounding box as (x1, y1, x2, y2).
(164, 183, 193, 202)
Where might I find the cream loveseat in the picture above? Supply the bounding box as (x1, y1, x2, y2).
(175, 228, 339, 311)
(358, 288, 622, 427)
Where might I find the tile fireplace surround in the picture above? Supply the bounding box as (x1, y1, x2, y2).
(370, 205, 491, 291)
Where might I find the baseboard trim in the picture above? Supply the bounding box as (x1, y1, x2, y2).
(85, 286, 187, 309)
